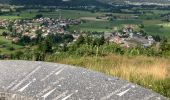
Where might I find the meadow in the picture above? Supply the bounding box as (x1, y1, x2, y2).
(11, 9, 104, 19)
(0, 36, 24, 54)
(0, 30, 24, 54)
(68, 19, 142, 32)
(0, 15, 21, 20)
(142, 21, 170, 40)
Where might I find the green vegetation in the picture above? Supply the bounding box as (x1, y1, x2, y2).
(0, 9, 103, 20)
(0, 15, 21, 20)
(43, 10, 103, 19)
(51, 55, 170, 98)
(1, 5, 170, 98)
(144, 24, 170, 37)
(2, 8, 170, 35)
(69, 19, 142, 32)
(0, 29, 24, 54)
(0, 36, 24, 54)
(2, 33, 169, 97)
(11, 9, 104, 19)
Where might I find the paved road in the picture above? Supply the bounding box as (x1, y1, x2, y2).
(0, 60, 168, 100)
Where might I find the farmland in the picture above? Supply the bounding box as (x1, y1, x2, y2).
(68, 19, 142, 32)
(11, 9, 104, 19)
(0, 8, 170, 37)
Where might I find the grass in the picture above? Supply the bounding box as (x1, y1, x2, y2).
(69, 19, 142, 32)
(10, 9, 104, 19)
(49, 54, 170, 98)
(43, 10, 104, 19)
(0, 29, 6, 34)
(0, 8, 170, 97)
(80, 17, 107, 21)
(0, 36, 24, 54)
(143, 24, 170, 37)
(0, 15, 21, 20)
(138, 10, 170, 39)
(140, 20, 170, 42)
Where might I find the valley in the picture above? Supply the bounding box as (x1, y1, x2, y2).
(0, 1, 170, 99)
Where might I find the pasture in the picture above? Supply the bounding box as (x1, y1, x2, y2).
(143, 22, 170, 38)
(69, 19, 142, 32)
(0, 30, 24, 54)
(0, 15, 21, 20)
(11, 9, 104, 19)
(0, 36, 24, 54)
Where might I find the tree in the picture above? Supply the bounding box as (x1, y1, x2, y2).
(76, 35, 85, 46)
(160, 38, 170, 52)
(33, 49, 45, 61)
(35, 29, 43, 43)
(98, 35, 105, 46)
(153, 35, 161, 42)
(7, 23, 13, 32)
(19, 35, 31, 45)
(129, 48, 140, 56)
(38, 38, 53, 54)
(140, 29, 147, 36)
(44, 39, 53, 53)
(2, 31, 8, 36)
(35, 14, 43, 19)
(139, 24, 144, 28)
(84, 34, 93, 45)
(62, 34, 74, 43)
(12, 51, 24, 59)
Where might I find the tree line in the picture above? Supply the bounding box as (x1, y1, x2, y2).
(1, 30, 170, 60)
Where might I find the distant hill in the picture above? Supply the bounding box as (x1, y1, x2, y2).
(103, 0, 170, 3)
(0, 0, 10, 4)
(0, 0, 108, 7)
(0, 0, 170, 6)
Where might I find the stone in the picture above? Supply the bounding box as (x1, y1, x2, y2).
(0, 60, 168, 100)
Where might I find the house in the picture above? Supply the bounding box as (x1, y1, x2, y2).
(12, 37, 20, 43)
(104, 32, 114, 39)
(113, 36, 123, 44)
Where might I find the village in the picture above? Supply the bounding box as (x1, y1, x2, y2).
(104, 25, 155, 48)
(0, 17, 82, 43)
(0, 17, 155, 48)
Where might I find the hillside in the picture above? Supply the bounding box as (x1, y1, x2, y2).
(0, 0, 108, 7)
(101, 0, 170, 3)
(1, 0, 170, 6)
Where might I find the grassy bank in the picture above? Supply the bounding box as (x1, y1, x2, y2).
(47, 54, 170, 98)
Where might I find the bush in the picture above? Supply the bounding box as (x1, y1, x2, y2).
(7, 47, 15, 51)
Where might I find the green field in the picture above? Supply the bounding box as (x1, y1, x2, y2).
(0, 36, 24, 54)
(0, 30, 24, 54)
(1, 9, 103, 19)
(141, 20, 170, 39)
(0, 15, 21, 20)
(69, 19, 142, 32)
(1, 9, 170, 36)
(43, 10, 104, 19)
(144, 25, 170, 36)
(10, 9, 105, 19)
(0, 29, 6, 33)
